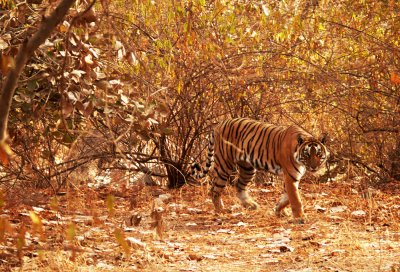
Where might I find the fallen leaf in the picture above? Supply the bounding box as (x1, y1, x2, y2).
(330, 205, 347, 213)
(328, 215, 345, 221)
(126, 237, 146, 248)
(330, 249, 346, 256)
(259, 253, 279, 263)
(314, 205, 327, 213)
(32, 207, 45, 213)
(73, 215, 94, 224)
(125, 213, 142, 227)
(351, 210, 367, 218)
(278, 244, 294, 252)
(96, 262, 114, 270)
(236, 221, 248, 227)
(187, 207, 203, 214)
(216, 228, 235, 234)
(0, 38, 8, 50)
(71, 69, 86, 77)
(84, 54, 94, 65)
(202, 254, 218, 260)
(390, 71, 400, 85)
(188, 253, 203, 261)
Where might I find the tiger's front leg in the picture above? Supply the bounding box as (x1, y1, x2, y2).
(276, 172, 305, 223)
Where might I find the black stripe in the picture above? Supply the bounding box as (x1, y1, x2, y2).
(242, 122, 257, 142)
(238, 122, 253, 159)
(228, 121, 235, 163)
(278, 127, 289, 150)
(239, 164, 254, 172)
(256, 160, 262, 169)
(287, 171, 298, 182)
(259, 127, 272, 166)
(192, 163, 201, 171)
(238, 121, 252, 141)
(271, 128, 282, 169)
(248, 125, 263, 159)
(214, 183, 226, 188)
(246, 123, 263, 156)
(250, 126, 268, 161)
(215, 169, 228, 182)
(239, 170, 254, 177)
(220, 119, 230, 138)
(234, 118, 247, 140)
(232, 119, 243, 139)
(238, 179, 249, 185)
(265, 126, 277, 160)
(227, 120, 235, 143)
(270, 158, 275, 170)
(214, 156, 223, 172)
(292, 162, 301, 174)
(217, 136, 226, 169)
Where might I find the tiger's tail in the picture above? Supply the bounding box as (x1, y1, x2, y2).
(191, 132, 215, 179)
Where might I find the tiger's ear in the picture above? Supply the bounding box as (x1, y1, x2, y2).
(319, 133, 328, 144)
(297, 135, 304, 145)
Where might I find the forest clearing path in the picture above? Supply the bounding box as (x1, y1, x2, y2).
(1, 180, 399, 271)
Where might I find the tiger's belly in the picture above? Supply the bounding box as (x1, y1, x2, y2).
(256, 161, 305, 180)
(253, 161, 283, 176)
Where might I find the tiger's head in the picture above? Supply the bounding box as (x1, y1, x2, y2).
(296, 134, 329, 172)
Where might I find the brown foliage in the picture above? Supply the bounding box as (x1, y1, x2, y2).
(0, 0, 398, 192)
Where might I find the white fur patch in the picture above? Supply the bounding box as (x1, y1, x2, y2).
(237, 190, 249, 201)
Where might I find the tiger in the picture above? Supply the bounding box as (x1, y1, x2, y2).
(191, 118, 329, 223)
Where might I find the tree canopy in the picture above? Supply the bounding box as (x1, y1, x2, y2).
(0, 0, 399, 187)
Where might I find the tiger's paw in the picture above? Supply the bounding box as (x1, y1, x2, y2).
(274, 207, 290, 217)
(237, 191, 259, 210)
(289, 217, 306, 224)
(213, 203, 225, 214)
(212, 198, 225, 214)
(242, 199, 259, 210)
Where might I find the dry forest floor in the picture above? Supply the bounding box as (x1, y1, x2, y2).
(1, 177, 399, 272)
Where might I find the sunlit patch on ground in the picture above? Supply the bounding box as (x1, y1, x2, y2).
(1, 178, 399, 271)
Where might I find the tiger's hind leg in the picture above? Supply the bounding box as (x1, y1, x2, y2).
(210, 169, 232, 213)
(236, 162, 259, 210)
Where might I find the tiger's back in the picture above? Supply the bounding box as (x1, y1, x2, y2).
(213, 118, 309, 179)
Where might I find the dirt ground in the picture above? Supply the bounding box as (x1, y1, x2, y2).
(1, 178, 399, 271)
